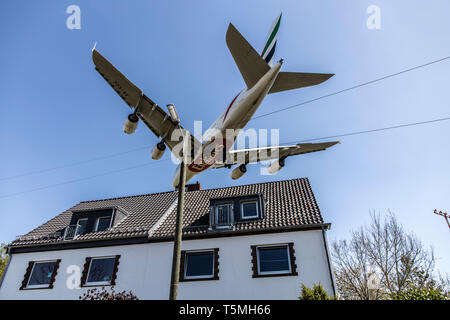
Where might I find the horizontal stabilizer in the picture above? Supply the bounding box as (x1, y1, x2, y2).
(226, 23, 270, 89)
(268, 72, 334, 94)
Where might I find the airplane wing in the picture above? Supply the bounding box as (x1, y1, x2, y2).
(92, 49, 202, 159)
(213, 141, 339, 168)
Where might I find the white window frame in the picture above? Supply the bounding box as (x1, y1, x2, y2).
(184, 250, 215, 280)
(94, 216, 112, 232)
(25, 260, 58, 289)
(214, 203, 233, 228)
(85, 256, 117, 286)
(74, 218, 88, 238)
(240, 200, 259, 219)
(256, 244, 292, 276)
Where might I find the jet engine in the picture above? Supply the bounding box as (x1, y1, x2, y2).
(231, 164, 247, 180)
(123, 113, 139, 134)
(151, 142, 166, 160)
(267, 158, 285, 174)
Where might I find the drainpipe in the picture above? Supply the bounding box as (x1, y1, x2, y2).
(321, 225, 337, 297)
(0, 247, 12, 289)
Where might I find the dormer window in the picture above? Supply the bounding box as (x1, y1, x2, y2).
(209, 194, 264, 231)
(94, 216, 112, 232)
(64, 208, 128, 241)
(76, 218, 88, 236)
(241, 200, 259, 219)
(213, 203, 233, 228)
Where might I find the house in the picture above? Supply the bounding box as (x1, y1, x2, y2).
(0, 178, 337, 300)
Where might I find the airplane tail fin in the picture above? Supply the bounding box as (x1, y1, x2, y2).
(260, 13, 334, 93)
(225, 13, 281, 89)
(226, 23, 270, 89)
(226, 13, 333, 92)
(261, 13, 282, 64)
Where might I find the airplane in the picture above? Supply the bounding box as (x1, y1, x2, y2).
(92, 14, 339, 188)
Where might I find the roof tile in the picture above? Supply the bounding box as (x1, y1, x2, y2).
(11, 178, 324, 247)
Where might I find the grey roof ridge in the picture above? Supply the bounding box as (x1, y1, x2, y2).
(147, 199, 179, 238)
(189, 177, 310, 193)
(76, 177, 310, 205)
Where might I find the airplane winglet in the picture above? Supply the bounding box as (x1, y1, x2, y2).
(92, 41, 97, 52)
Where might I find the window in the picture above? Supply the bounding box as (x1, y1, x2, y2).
(95, 216, 112, 232)
(81, 256, 120, 286)
(214, 203, 232, 228)
(20, 260, 60, 290)
(209, 195, 263, 230)
(241, 200, 259, 219)
(67, 208, 117, 240)
(258, 246, 290, 274)
(251, 243, 297, 277)
(75, 218, 88, 237)
(180, 249, 219, 281)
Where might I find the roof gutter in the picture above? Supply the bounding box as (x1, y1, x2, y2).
(9, 223, 332, 253)
(9, 234, 148, 253)
(147, 222, 332, 243)
(321, 225, 337, 297)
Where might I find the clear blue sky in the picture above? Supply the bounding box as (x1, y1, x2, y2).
(1, 1, 449, 273)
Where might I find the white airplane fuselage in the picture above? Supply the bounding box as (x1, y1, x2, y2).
(172, 60, 283, 187)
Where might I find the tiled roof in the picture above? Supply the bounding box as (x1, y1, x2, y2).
(10, 178, 326, 248)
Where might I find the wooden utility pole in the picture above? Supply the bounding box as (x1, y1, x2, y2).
(434, 209, 450, 229)
(169, 120, 188, 300)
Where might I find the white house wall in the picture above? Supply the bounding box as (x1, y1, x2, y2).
(0, 230, 334, 300)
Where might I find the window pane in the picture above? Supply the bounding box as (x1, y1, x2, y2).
(185, 252, 214, 277)
(28, 262, 56, 286)
(258, 247, 290, 273)
(76, 219, 88, 236)
(96, 217, 111, 232)
(216, 205, 230, 225)
(242, 202, 258, 218)
(87, 257, 116, 283)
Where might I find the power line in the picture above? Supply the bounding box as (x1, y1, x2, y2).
(3, 55, 449, 183)
(0, 160, 165, 199)
(252, 55, 450, 121)
(2, 56, 449, 187)
(280, 116, 450, 145)
(0, 144, 151, 181)
(1, 115, 449, 199)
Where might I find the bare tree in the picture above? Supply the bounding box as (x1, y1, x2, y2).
(332, 212, 441, 300)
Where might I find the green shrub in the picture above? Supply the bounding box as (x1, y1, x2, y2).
(299, 283, 336, 300)
(390, 283, 449, 300)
